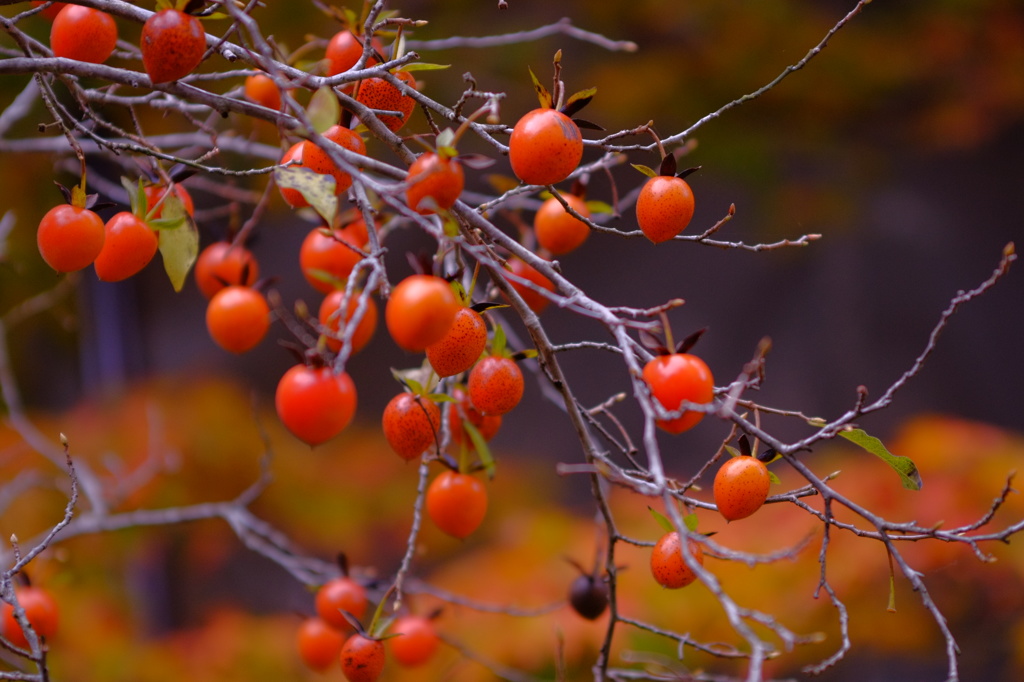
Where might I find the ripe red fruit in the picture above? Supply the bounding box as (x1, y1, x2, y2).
(448, 387, 502, 448)
(355, 70, 417, 132)
(636, 176, 695, 244)
(144, 184, 195, 218)
(50, 5, 117, 64)
(389, 615, 440, 667)
(275, 365, 357, 446)
(467, 355, 524, 416)
(384, 274, 460, 352)
(509, 108, 583, 186)
(503, 257, 556, 313)
(325, 30, 382, 78)
(299, 221, 369, 294)
(642, 353, 714, 434)
(713, 455, 771, 521)
(406, 152, 464, 214)
(315, 576, 368, 630)
(425, 307, 487, 378)
(244, 73, 283, 111)
(650, 531, 704, 589)
(426, 470, 488, 539)
(534, 193, 590, 255)
(205, 286, 270, 354)
(318, 289, 377, 354)
(1, 586, 59, 648)
(302, 125, 367, 196)
(141, 9, 206, 84)
(37, 204, 105, 273)
(93, 211, 158, 282)
(382, 392, 441, 461)
(296, 617, 345, 672)
(194, 241, 258, 299)
(340, 633, 386, 682)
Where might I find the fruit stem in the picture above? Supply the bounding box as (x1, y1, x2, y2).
(659, 311, 674, 356)
(551, 50, 565, 111)
(645, 125, 666, 161)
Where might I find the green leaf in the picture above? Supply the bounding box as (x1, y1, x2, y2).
(155, 195, 198, 292)
(839, 428, 922, 491)
(463, 420, 496, 480)
(121, 177, 145, 216)
(274, 166, 338, 224)
(307, 87, 340, 133)
(768, 470, 782, 485)
(683, 512, 700, 533)
(399, 62, 451, 72)
(584, 200, 614, 215)
(528, 66, 552, 109)
(490, 323, 507, 358)
(723, 445, 741, 458)
(631, 163, 658, 178)
(647, 506, 674, 534)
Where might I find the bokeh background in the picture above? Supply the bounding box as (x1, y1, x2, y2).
(1, 0, 1023, 680)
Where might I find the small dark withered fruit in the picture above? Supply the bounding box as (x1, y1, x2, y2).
(569, 573, 609, 620)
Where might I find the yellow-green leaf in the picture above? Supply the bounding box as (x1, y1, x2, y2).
(156, 195, 198, 292)
(631, 163, 658, 178)
(307, 87, 340, 133)
(274, 166, 338, 224)
(399, 62, 451, 72)
(839, 428, 923, 491)
(528, 66, 552, 109)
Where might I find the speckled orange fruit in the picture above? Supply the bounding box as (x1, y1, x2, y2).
(141, 9, 206, 84)
(302, 125, 367, 195)
(713, 456, 771, 521)
(425, 307, 487, 378)
(318, 290, 377, 354)
(448, 387, 502, 447)
(467, 356, 524, 416)
(406, 152, 464, 214)
(382, 392, 441, 461)
(426, 471, 488, 539)
(509, 108, 583, 186)
(534, 193, 590, 255)
(636, 175, 695, 244)
(355, 70, 417, 132)
(340, 633, 385, 682)
(650, 531, 704, 589)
